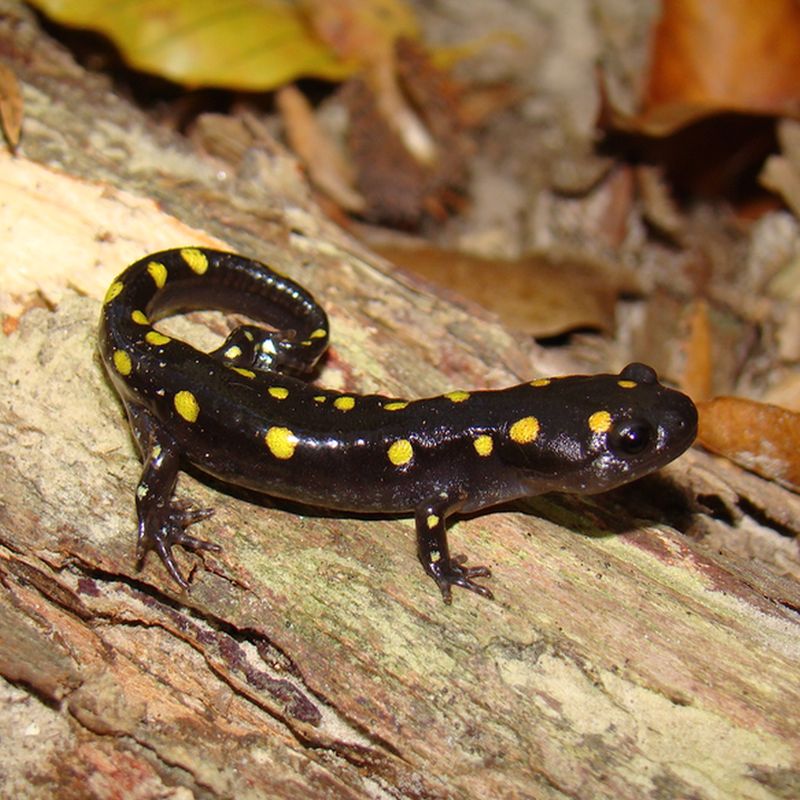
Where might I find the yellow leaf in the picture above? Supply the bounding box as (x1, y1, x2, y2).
(30, 0, 367, 89)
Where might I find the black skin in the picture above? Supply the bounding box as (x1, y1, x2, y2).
(99, 248, 698, 602)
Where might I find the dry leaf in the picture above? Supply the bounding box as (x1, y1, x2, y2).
(0, 61, 23, 150)
(617, 0, 800, 135)
(376, 244, 624, 337)
(29, 0, 363, 89)
(682, 299, 713, 402)
(276, 85, 365, 212)
(697, 396, 800, 491)
(761, 119, 800, 219)
(303, 0, 418, 63)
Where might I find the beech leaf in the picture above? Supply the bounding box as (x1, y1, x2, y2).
(28, 0, 420, 89)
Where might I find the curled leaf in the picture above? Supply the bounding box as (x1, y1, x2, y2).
(697, 396, 800, 492)
(616, 0, 800, 135)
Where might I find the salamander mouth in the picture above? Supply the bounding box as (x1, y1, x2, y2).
(664, 398, 699, 456)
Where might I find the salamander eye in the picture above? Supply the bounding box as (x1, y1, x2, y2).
(608, 420, 652, 456)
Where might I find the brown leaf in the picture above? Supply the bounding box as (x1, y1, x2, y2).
(618, 0, 800, 135)
(697, 396, 800, 491)
(276, 85, 365, 212)
(374, 244, 625, 337)
(0, 62, 23, 150)
(682, 299, 713, 402)
(304, 0, 419, 63)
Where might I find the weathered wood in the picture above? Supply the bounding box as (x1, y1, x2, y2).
(1, 4, 799, 799)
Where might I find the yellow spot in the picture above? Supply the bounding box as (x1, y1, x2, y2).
(231, 367, 255, 378)
(510, 416, 539, 444)
(112, 350, 132, 376)
(131, 310, 149, 325)
(334, 396, 355, 411)
(426, 514, 439, 529)
(147, 260, 167, 289)
(618, 380, 637, 389)
(473, 435, 493, 457)
(269, 386, 289, 399)
(384, 401, 408, 411)
(530, 378, 551, 387)
(181, 247, 208, 274)
(310, 328, 326, 339)
(104, 281, 124, 304)
(145, 331, 171, 346)
(387, 439, 414, 466)
(174, 390, 200, 423)
(265, 426, 298, 459)
(224, 345, 242, 359)
(301, 340, 312, 346)
(589, 410, 612, 434)
(444, 390, 470, 403)
(313, 395, 327, 403)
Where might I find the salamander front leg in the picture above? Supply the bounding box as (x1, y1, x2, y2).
(126, 405, 219, 589)
(415, 494, 493, 604)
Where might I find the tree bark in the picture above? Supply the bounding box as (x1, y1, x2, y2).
(0, 4, 799, 799)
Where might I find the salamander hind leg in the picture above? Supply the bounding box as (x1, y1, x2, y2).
(126, 405, 219, 589)
(414, 494, 493, 604)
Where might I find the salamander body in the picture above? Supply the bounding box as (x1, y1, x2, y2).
(99, 248, 697, 601)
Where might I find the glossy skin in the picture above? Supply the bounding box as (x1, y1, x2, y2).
(99, 248, 698, 601)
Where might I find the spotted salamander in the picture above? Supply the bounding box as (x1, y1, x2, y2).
(99, 247, 697, 602)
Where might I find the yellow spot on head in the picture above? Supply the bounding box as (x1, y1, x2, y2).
(313, 395, 327, 403)
(147, 261, 168, 289)
(181, 248, 208, 274)
(444, 390, 470, 403)
(473, 435, 493, 457)
(269, 386, 289, 399)
(224, 345, 242, 360)
(509, 416, 540, 444)
(383, 400, 408, 411)
(530, 378, 550, 387)
(265, 426, 298, 459)
(174, 390, 200, 423)
(310, 328, 326, 339)
(301, 340, 313, 346)
(231, 367, 255, 378)
(112, 349, 132, 376)
(426, 514, 439, 529)
(618, 380, 637, 389)
(145, 331, 171, 346)
(387, 438, 414, 466)
(104, 281, 124, 304)
(589, 410, 612, 434)
(334, 396, 355, 411)
(131, 310, 149, 325)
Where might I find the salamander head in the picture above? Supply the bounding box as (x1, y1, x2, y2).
(501, 363, 697, 495)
